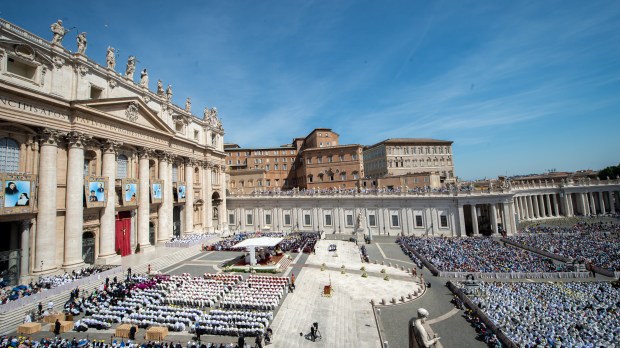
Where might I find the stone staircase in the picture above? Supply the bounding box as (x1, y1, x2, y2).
(0, 245, 203, 335)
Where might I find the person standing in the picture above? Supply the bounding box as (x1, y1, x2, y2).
(237, 334, 245, 348)
(54, 319, 61, 335)
(254, 334, 263, 348)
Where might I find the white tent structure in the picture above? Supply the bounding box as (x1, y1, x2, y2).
(233, 237, 283, 266)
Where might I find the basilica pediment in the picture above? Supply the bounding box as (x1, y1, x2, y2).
(73, 97, 174, 134)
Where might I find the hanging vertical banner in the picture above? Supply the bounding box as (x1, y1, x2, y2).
(176, 181, 186, 203)
(121, 178, 140, 206)
(151, 179, 163, 204)
(1, 174, 37, 215)
(84, 175, 108, 208)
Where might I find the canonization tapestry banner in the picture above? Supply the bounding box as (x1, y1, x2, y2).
(0, 173, 37, 215)
(84, 175, 108, 208)
(121, 178, 140, 207)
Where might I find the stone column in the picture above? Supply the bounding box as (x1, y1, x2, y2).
(63, 132, 86, 269)
(20, 220, 31, 278)
(205, 164, 213, 232)
(184, 159, 194, 234)
(137, 148, 151, 251)
(589, 192, 596, 214)
(531, 195, 539, 218)
(457, 204, 466, 236)
(489, 203, 498, 234)
(545, 194, 552, 218)
(98, 140, 120, 264)
(157, 154, 169, 242)
(504, 203, 516, 235)
(598, 192, 606, 214)
(552, 194, 560, 217)
(166, 157, 174, 236)
(470, 204, 479, 235)
(519, 197, 526, 219)
(526, 196, 533, 219)
(567, 193, 574, 216)
(513, 197, 520, 220)
(34, 129, 61, 274)
(219, 165, 227, 232)
(538, 195, 546, 217)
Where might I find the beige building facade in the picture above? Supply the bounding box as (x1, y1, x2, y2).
(0, 19, 227, 283)
(363, 138, 455, 182)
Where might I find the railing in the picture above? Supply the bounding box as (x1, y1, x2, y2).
(0, 266, 122, 314)
(0, 18, 51, 50)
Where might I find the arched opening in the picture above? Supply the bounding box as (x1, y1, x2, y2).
(149, 221, 156, 245)
(82, 231, 96, 264)
(173, 207, 182, 238)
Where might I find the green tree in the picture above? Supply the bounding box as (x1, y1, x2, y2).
(598, 164, 620, 180)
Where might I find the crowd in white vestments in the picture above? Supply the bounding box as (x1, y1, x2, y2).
(458, 281, 620, 347)
(165, 233, 218, 247)
(399, 236, 569, 273)
(71, 271, 288, 338)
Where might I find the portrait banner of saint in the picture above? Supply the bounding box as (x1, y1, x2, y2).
(84, 176, 108, 208)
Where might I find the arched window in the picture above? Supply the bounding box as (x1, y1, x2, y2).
(0, 138, 20, 173)
(116, 154, 128, 179)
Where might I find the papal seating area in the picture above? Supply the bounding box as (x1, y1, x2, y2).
(508, 222, 620, 272)
(457, 281, 620, 347)
(204, 232, 319, 254)
(399, 236, 569, 273)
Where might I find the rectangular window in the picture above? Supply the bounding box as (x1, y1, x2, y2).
(7, 57, 37, 80)
(194, 130, 199, 140)
(258, 180, 263, 187)
(415, 215, 423, 227)
(346, 214, 353, 226)
(282, 164, 287, 170)
(328, 155, 333, 163)
(307, 158, 312, 164)
(391, 214, 400, 227)
(265, 214, 272, 225)
(274, 164, 278, 170)
(90, 85, 103, 99)
(274, 158, 278, 162)
(229, 213, 235, 225)
(339, 154, 345, 161)
(265, 165, 270, 171)
(325, 214, 332, 226)
(266, 179, 271, 186)
(317, 156, 323, 163)
(352, 154, 358, 160)
(368, 215, 376, 227)
(304, 214, 311, 226)
(246, 214, 253, 225)
(284, 214, 291, 226)
(83, 159, 90, 176)
(440, 215, 448, 228)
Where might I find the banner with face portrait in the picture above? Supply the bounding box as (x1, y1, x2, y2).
(84, 176, 108, 208)
(151, 179, 163, 204)
(0, 173, 37, 215)
(121, 178, 139, 206)
(176, 181, 186, 203)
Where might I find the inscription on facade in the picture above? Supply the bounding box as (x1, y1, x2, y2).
(0, 95, 69, 121)
(74, 115, 168, 145)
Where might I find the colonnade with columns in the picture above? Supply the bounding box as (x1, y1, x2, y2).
(514, 190, 620, 221)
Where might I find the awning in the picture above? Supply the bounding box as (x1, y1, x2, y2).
(233, 237, 283, 249)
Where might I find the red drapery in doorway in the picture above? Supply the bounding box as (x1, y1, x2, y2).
(115, 211, 132, 256)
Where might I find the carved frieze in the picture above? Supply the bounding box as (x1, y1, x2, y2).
(125, 101, 139, 122)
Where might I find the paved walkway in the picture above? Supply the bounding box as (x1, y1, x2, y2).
(271, 240, 420, 348)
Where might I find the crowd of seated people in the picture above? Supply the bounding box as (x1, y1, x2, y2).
(0, 266, 114, 305)
(458, 281, 620, 347)
(160, 274, 240, 308)
(398, 236, 569, 273)
(220, 275, 287, 311)
(509, 222, 620, 272)
(462, 309, 502, 348)
(190, 309, 272, 338)
(0, 335, 246, 348)
(73, 272, 286, 340)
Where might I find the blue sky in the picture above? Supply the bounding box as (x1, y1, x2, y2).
(3, 1, 619, 180)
